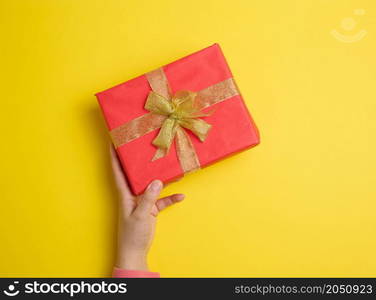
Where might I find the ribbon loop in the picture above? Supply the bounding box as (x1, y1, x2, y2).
(172, 91, 198, 115)
(145, 91, 174, 116)
(152, 118, 178, 150)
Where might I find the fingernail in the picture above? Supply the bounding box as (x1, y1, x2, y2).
(176, 194, 185, 201)
(149, 180, 162, 192)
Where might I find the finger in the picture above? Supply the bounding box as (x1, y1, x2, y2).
(110, 145, 134, 209)
(134, 180, 163, 216)
(151, 205, 159, 217)
(155, 194, 185, 213)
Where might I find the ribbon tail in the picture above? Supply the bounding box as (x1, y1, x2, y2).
(151, 118, 177, 161)
(178, 118, 212, 142)
(152, 148, 168, 161)
(175, 127, 200, 173)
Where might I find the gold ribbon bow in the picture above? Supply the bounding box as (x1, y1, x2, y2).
(110, 68, 239, 173)
(145, 90, 213, 161)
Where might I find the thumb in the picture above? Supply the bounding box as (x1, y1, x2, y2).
(134, 180, 163, 216)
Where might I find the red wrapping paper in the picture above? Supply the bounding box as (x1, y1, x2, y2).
(96, 44, 260, 195)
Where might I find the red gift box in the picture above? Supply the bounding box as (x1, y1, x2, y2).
(96, 44, 260, 195)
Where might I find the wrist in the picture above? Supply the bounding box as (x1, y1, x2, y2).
(116, 250, 148, 271)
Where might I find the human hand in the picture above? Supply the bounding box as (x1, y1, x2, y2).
(110, 146, 185, 271)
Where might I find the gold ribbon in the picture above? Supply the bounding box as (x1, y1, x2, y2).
(110, 68, 239, 173)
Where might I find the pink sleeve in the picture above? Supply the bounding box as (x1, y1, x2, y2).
(112, 267, 160, 278)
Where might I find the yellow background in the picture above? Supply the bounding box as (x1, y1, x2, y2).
(1, 0, 375, 277)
